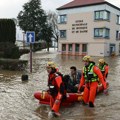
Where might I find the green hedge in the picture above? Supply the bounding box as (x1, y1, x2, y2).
(0, 19, 16, 43)
(0, 19, 20, 59)
(0, 59, 28, 71)
(0, 42, 20, 59)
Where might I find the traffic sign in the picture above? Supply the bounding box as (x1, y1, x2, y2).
(26, 31, 35, 43)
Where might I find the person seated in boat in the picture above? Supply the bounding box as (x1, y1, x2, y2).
(78, 55, 107, 107)
(66, 66, 82, 93)
(98, 59, 109, 81)
(46, 61, 66, 117)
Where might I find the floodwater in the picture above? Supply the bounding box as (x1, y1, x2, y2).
(0, 49, 120, 120)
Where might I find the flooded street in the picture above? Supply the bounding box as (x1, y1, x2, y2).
(0, 49, 120, 120)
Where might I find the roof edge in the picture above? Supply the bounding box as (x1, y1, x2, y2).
(57, 1, 120, 11)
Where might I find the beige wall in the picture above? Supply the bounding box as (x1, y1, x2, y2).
(88, 43, 104, 56)
(59, 12, 94, 43)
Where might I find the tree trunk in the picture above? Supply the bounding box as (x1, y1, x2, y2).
(47, 42, 49, 52)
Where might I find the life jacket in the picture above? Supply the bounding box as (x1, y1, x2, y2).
(48, 72, 66, 97)
(83, 62, 98, 83)
(98, 63, 108, 75)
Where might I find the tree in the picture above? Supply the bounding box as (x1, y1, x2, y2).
(40, 23, 53, 52)
(17, 0, 47, 41)
(47, 11, 59, 48)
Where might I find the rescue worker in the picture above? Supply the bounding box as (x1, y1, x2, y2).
(67, 66, 82, 93)
(98, 59, 109, 81)
(46, 62, 65, 117)
(78, 56, 107, 107)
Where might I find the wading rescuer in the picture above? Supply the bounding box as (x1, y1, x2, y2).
(46, 62, 65, 117)
(98, 59, 109, 81)
(78, 56, 107, 107)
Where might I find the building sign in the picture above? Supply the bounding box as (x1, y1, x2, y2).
(72, 20, 88, 33)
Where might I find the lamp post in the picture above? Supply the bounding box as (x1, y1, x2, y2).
(22, 31, 25, 49)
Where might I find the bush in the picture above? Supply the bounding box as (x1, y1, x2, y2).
(0, 42, 20, 59)
(0, 19, 16, 43)
(4, 46, 20, 59)
(19, 49, 30, 56)
(0, 59, 28, 71)
(32, 42, 42, 52)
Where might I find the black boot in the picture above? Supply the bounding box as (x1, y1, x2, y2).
(82, 101, 88, 106)
(89, 102, 94, 107)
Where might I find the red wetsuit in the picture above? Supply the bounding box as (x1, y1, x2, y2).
(48, 73, 63, 113)
(78, 62, 107, 106)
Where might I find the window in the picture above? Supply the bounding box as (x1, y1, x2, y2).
(68, 44, 72, 51)
(62, 44, 66, 51)
(82, 44, 87, 52)
(94, 28, 110, 38)
(94, 10, 110, 20)
(116, 31, 120, 40)
(75, 44, 79, 52)
(60, 30, 66, 38)
(58, 14, 67, 24)
(117, 15, 120, 24)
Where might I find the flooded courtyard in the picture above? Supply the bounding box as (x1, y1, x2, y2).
(0, 49, 120, 120)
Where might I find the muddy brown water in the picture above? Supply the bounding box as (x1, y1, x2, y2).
(0, 49, 120, 120)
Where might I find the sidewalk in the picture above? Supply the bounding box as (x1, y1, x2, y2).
(36, 47, 58, 54)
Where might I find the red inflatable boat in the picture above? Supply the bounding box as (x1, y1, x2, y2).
(34, 82, 109, 106)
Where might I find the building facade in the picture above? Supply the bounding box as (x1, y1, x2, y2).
(57, 0, 120, 56)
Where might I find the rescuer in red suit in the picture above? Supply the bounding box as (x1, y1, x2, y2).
(78, 56, 107, 107)
(98, 59, 109, 81)
(46, 62, 65, 117)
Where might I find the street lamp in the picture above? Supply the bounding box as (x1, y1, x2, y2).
(22, 31, 25, 49)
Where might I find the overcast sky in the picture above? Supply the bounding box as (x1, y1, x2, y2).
(0, 0, 120, 18)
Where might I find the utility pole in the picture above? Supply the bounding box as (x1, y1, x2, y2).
(22, 31, 25, 49)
